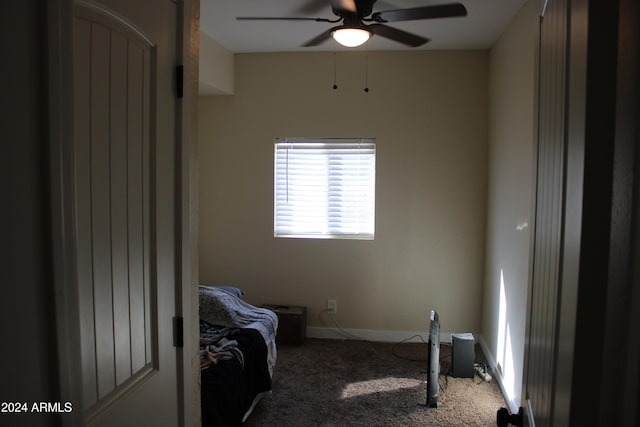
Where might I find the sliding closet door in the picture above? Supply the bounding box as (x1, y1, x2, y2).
(523, 0, 586, 425)
(524, 0, 639, 425)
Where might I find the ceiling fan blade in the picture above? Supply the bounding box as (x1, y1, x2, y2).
(296, 0, 330, 15)
(237, 16, 337, 22)
(369, 23, 429, 47)
(371, 3, 467, 23)
(302, 26, 344, 47)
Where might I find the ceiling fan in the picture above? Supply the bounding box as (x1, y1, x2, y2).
(237, 0, 468, 48)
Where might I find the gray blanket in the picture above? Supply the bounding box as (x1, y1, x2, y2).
(199, 286, 278, 376)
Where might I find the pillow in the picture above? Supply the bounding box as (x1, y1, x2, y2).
(200, 285, 245, 299)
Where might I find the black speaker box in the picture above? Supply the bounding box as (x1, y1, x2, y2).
(451, 333, 475, 378)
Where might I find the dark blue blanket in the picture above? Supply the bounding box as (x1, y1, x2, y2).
(200, 328, 271, 427)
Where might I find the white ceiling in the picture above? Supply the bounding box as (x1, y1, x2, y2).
(200, 0, 528, 53)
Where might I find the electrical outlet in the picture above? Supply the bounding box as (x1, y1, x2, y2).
(327, 299, 337, 314)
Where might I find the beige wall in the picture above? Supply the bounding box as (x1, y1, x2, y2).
(199, 31, 234, 95)
(482, 0, 537, 412)
(198, 50, 488, 335)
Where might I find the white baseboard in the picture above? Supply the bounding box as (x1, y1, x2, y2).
(306, 326, 453, 343)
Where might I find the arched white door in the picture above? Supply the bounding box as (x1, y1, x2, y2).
(73, 0, 181, 424)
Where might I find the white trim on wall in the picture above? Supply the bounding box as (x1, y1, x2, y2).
(307, 326, 455, 344)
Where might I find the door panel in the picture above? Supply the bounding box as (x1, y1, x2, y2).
(524, 0, 568, 424)
(73, 0, 178, 424)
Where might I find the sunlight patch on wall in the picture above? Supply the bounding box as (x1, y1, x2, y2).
(340, 377, 422, 399)
(503, 324, 516, 399)
(497, 269, 517, 405)
(497, 270, 507, 370)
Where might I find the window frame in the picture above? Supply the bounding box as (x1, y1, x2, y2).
(273, 137, 376, 240)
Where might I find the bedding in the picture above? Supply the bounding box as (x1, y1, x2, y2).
(207, 285, 245, 299)
(200, 328, 271, 426)
(199, 286, 278, 426)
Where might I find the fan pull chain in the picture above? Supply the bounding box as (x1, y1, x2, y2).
(333, 52, 338, 90)
(364, 53, 369, 92)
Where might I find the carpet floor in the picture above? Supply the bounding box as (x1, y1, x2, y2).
(244, 338, 506, 426)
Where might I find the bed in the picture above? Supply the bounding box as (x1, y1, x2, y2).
(199, 285, 278, 426)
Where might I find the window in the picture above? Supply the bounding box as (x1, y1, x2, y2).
(274, 137, 376, 239)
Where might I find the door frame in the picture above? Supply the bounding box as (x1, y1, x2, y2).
(175, 0, 200, 425)
(46, 1, 84, 425)
(45, 0, 198, 425)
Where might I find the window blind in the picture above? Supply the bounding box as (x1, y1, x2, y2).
(274, 138, 376, 239)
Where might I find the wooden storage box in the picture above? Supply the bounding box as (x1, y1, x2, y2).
(262, 305, 307, 345)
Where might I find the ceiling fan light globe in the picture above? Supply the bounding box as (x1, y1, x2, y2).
(332, 28, 371, 47)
